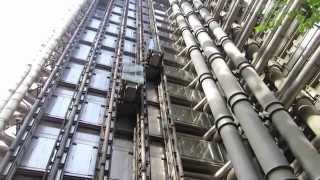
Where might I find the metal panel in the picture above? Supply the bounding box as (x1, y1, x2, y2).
(88, 18, 101, 29)
(110, 138, 133, 180)
(61, 62, 84, 84)
(71, 43, 91, 61)
(96, 49, 114, 67)
(64, 129, 100, 177)
(150, 143, 166, 180)
(106, 23, 120, 35)
(148, 105, 162, 136)
(20, 122, 60, 171)
(90, 68, 111, 91)
(79, 94, 106, 125)
(102, 34, 118, 49)
(45, 87, 74, 118)
(81, 29, 97, 43)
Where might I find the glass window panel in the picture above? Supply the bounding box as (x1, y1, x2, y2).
(127, 18, 136, 28)
(80, 29, 97, 43)
(71, 44, 91, 61)
(176, 133, 223, 163)
(106, 23, 119, 35)
(45, 87, 74, 118)
(90, 69, 111, 91)
(88, 18, 101, 29)
(61, 62, 84, 84)
(102, 35, 118, 48)
(164, 65, 195, 83)
(125, 28, 136, 39)
(166, 82, 204, 104)
(96, 49, 114, 67)
(123, 40, 136, 54)
(170, 104, 212, 129)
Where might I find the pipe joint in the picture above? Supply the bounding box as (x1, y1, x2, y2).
(183, 10, 194, 18)
(206, 17, 219, 28)
(207, 52, 224, 65)
(187, 44, 200, 55)
(215, 116, 237, 135)
(265, 101, 287, 119)
(198, 72, 214, 86)
(216, 34, 230, 47)
(237, 61, 253, 75)
(266, 165, 294, 180)
(194, 27, 207, 39)
(227, 92, 248, 113)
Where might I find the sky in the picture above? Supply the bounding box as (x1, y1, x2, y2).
(0, 0, 85, 101)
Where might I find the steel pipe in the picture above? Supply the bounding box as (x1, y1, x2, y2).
(278, 26, 320, 105)
(184, 0, 295, 179)
(253, 0, 303, 74)
(279, 46, 320, 108)
(235, 0, 267, 49)
(223, 0, 241, 32)
(194, 1, 320, 179)
(171, 1, 260, 179)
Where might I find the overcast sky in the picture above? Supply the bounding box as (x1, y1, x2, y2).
(0, 0, 85, 96)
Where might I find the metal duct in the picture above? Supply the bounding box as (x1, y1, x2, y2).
(170, 1, 260, 179)
(193, 0, 320, 179)
(183, 0, 295, 179)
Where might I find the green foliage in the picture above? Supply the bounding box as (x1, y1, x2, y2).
(255, 0, 320, 33)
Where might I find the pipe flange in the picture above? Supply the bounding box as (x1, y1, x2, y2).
(237, 62, 253, 75)
(183, 10, 194, 18)
(187, 44, 199, 55)
(265, 165, 293, 180)
(215, 115, 236, 135)
(216, 35, 230, 46)
(195, 4, 205, 11)
(208, 52, 223, 65)
(179, 26, 190, 34)
(194, 27, 207, 39)
(265, 101, 288, 118)
(206, 17, 218, 26)
(172, 12, 183, 20)
(198, 72, 214, 86)
(227, 92, 248, 112)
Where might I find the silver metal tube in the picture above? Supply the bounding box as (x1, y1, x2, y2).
(235, 0, 268, 49)
(278, 26, 320, 102)
(279, 46, 320, 108)
(223, 0, 241, 31)
(187, 1, 295, 179)
(171, 1, 260, 179)
(199, 4, 320, 180)
(254, 0, 303, 74)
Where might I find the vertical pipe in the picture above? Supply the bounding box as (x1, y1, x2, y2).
(278, 26, 320, 101)
(235, 0, 268, 49)
(223, 0, 241, 32)
(195, 1, 320, 179)
(170, 1, 260, 179)
(279, 46, 320, 108)
(188, 1, 295, 179)
(253, 0, 303, 74)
